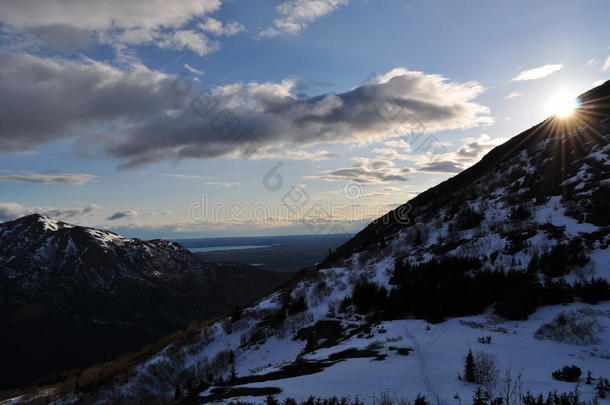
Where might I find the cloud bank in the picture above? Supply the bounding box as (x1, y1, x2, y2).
(0, 202, 102, 221)
(0, 0, 237, 55)
(0, 53, 492, 168)
(306, 157, 412, 183)
(0, 173, 96, 185)
(416, 134, 508, 173)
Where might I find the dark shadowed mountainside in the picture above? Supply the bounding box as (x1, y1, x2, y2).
(0, 214, 286, 389)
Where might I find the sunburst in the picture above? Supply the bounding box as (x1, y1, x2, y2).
(546, 90, 580, 118)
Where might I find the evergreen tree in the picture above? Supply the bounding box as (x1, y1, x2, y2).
(464, 350, 476, 383)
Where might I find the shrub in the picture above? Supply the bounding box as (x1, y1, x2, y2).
(534, 309, 603, 345)
(265, 395, 280, 405)
(596, 378, 610, 399)
(537, 239, 589, 277)
(286, 294, 308, 315)
(463, 349, 499, 389)
(396, 348, 412, 356)
(266, 308, 286, 328)
(413, 394, 429, 405)
(522, 390, 590, 405)
(510, 206, 532, 221)
(472, 386, 491, 405)
(455, 207, 485, 230)
(576, 278, 610, 304)
(473, 351, 500, 388)
(552, 365, 582, 382)
(351, 279, 388, 315)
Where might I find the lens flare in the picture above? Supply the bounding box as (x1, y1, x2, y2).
(546, 90, 579, 118)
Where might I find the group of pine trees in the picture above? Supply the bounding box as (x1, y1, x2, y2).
(342, 255, 609, 322)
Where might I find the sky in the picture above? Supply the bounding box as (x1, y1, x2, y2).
(0, 0, 609, 239)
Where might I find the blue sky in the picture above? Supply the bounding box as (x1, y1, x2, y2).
(0, 0, 608, 238)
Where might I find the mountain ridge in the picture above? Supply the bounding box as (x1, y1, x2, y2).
(326, 80, 610, 265)
(4, 82, 610, 405)
(0, 214, 285, 390)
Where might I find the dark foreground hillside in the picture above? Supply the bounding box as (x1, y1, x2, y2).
(0, 214, 286, 389)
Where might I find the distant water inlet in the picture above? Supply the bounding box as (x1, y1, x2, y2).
(188, 245, 272, 253)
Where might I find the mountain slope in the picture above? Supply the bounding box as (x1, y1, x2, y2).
(327, 81, 610, 263)
(0, 215, 285, 389)
(7, 82, 610, 405)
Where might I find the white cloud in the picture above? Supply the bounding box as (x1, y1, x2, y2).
(602, 56, 610, 71)
(199, 17, 245, 36)
(382, 139, 412, 151)
(161, 173, 210, 179)
(505, 92, 523, 99)
(156, 30, 218, 56)
(0, 202, 102, 221)
(587, 59, 596, 66)
(184, 63, 205, 76)
(160, 173, 240, 187)
(203, 181, 242, 187)
(254, 149, 338, 160)
(117, 28, 156, 45)
(306, 157, 413, 183)
(0, 173, 96, 185)
(260, 0, 349, 37)
(0, 0, 221, 31)
(0, 0, 227, 55)
(372, 148, 411, 161)
(511, 64, 563, 81)
(415, 134, 508, 173)
(383, 186, 401, 192)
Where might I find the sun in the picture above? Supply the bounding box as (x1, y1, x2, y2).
(546, 90, 580, 118)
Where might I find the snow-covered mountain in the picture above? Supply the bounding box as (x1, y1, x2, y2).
(0, 215, 284, 390)
(0, 213, 202, 292)
(4, 82, 610, 405)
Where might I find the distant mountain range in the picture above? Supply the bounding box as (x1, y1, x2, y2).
(0, 214, 285, 389)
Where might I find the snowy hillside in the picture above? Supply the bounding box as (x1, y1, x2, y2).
(4, 83, 610, 405)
